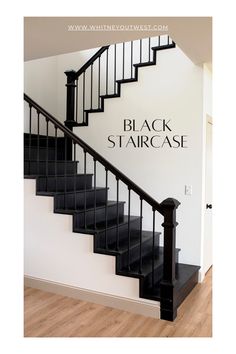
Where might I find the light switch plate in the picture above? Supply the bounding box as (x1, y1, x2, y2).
(185, 185, 192, 195)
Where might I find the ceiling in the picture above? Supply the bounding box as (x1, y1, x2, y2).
(24, 17, 212, 64)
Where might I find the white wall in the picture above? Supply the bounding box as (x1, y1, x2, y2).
(24, 48, 98, 124)
(24, 56, 58, 118)
(24, 43, 206, 291)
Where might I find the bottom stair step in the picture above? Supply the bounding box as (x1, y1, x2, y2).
(142, 263, 200, 304)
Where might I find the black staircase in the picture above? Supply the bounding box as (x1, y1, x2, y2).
(24, 35, 200, 321)
(64, 36, 176, 127)
(24, 97, 200, 321)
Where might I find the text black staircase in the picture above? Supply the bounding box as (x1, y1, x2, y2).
(24, 91, 200, 321)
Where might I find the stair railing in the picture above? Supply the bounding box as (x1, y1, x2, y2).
(64, 35, 175, 127)
(64, 45, 110, 128)
(24, 92, 180, 320)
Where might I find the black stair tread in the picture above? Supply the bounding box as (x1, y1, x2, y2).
(133, 61, 155, 67)
(24, 137, 57, 139)
(116, 78, 137, 83)
(24, 135, 66, 142)
(36, 187, 106, 198)
(55, 187, 108, 196)
(74, 215, 141, 233)
(24, 145, 58, 149)
(84, 108, 103, 113)
(37, 191, 56, 196)
(37, 173, 93, 178)
(64, 120, 81, 127)
(108, 230, 161, 253)
(144, 263, 200, 300)
(151, 43, 175, 51)
(100, 94, 120, 99)
(24, 133, 64, 138)
(37, 187, 108, 197)
(119, 246, 180, 278)
(24, 159, 79, 163)
(55, 200, 125, 215)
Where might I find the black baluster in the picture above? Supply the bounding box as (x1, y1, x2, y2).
(46, 118, 49, 192)
(105, 169, 108, 249)
(116, 177, 119, 251)
(83, 72, 85, 123)
(148, 38, 151, 62)
(54, 126, 58, 193)
(167, 35, 170, 45)
(28, 105, 32, 174)
(127, 187, 131, 270)
(130, 41, 133, 79)
(139, 198, 143, 274)
(75, 79, 78, 123)
(140, 39, 142, 63)
(158, 36, 160, 46)
(84, 150, 87, 228)
(122, 43, 125, 79)
(37, 110, 40, 175)
(73, 142, 77, 210)
(98, 56, 101, 108)
(114, 44, 116, 93)
(93, 159, 97, 229)
(152, 208, 155, 287)
(106, 49, 109, 95)
(91, 64, 93, 110)
(64, 135, 67, 209)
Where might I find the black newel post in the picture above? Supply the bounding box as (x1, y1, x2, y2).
(64, 70, 77, 160)
(65, 70, 77, 127)
(159, 198, 180, 321)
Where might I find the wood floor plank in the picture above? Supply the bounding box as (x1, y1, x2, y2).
(24, 268, 212, 337)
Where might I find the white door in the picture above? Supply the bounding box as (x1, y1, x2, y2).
(203, 118, 213, 274)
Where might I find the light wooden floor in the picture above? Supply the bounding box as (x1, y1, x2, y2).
(24, 268, 212, 337)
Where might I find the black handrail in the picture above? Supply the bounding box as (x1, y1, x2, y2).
(24, 93, 164, 215)
(75, 46, 110, 78)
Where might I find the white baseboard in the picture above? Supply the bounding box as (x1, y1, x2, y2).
(24, 275, 160, 319)
(198, 270, 205, 282)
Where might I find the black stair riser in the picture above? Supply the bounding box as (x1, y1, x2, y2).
(24, 161, 78, 176)
(24, 146, 65, 160)
(74, 203, 125, 229)
(118, 236, 160, 269)
(36, 174, 93, 193)
(54, 189, 108, 210)
(24, 134, 66, 148)
(95, 218, 141, 249)
(175, 271, 199, 308)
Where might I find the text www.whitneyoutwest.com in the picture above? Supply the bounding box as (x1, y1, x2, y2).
(67, 24, 168, 32)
